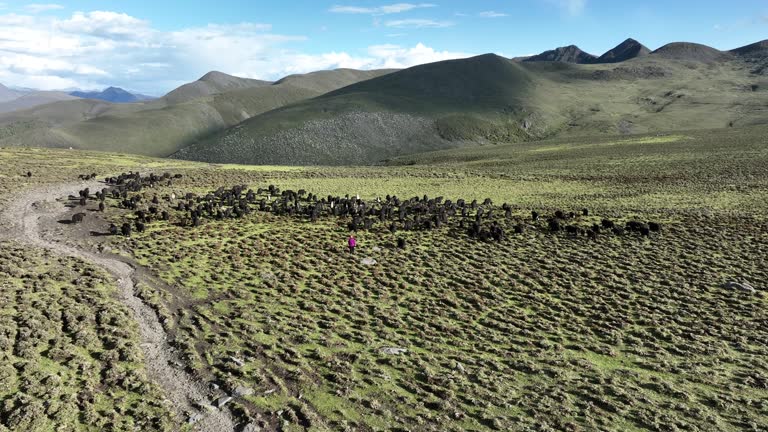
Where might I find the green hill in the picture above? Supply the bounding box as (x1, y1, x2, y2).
(524, 45, 597, 63)
(593, 38, 650, 63)
(0, 69, 395, 156)
(0, 83, 23, 103)
(161, 71, 272, 105)
(0, 91, 80, 114)
(172, 54, 544, 165)
(650, 42, 733, 62)
(174, 43, 768, 166)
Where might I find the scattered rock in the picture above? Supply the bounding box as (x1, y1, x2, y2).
(380, 347, 407, 355)
(233, 386, 254, 397)
(361, 257, 377, 266)
(723, 281, 756, 293)
(372, 246, 382, 252)
(242, 423, 262, 432)
(230, 356, 245, 367)
(455, 361, 466, 373)
(263, 388, 277, 396)
(187, 413, 204, 424)
(216, 396, 233, 408)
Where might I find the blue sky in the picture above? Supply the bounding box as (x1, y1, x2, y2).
(0, 1, 766, 95)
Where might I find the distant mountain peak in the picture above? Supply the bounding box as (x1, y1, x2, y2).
(69, 87, 153, 103)
(0, 82, 23, 103)
(730, 39, 768, 57)
(651, 42, 732, 62)
(594, 38, 651, 64)
(524, 45, 597, 64)
(199, 71, 234, 82)
(162, 71, 272, 104)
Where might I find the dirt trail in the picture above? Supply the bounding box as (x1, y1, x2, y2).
(1, 180, 235, 432)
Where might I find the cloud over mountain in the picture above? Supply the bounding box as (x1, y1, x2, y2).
(0, 9, 468, 95)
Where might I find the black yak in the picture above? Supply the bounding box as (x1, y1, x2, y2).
(548, 218, 562, 232)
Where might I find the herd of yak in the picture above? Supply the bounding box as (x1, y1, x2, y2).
(67, 172, 662, 244)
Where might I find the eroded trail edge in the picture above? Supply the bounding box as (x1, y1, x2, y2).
(2, 181, 235, 432)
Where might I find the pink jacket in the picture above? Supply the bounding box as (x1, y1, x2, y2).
(348, 237, 357, 247)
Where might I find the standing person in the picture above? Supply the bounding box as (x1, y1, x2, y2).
(348, 235, 357, 254)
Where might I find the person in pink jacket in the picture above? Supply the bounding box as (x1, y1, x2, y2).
(348, 235, 357, 254)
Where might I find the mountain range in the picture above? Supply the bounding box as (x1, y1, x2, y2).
(0, 84, 24, 103)
(69, 87, 155, 103)
(1, 37, 767, 165)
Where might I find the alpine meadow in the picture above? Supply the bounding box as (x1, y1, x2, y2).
(0, 1, 766, 432)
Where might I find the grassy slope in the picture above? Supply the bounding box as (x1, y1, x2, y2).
(0, 99, 148, 142)
(0, 69, 394, 157)
(0, 91, 80, 114)
(174, 55, 538, 165)
(1, 125, 767, 430)
(162, 71, 272, 105)
(106, 126, 768, 430)
(0, 149, 204, 431)
(176, 52, 768, 166)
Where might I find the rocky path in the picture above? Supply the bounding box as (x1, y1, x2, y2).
(1, 180, 235, 432)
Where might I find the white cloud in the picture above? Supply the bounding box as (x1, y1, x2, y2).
(329, 3, 435, 15)
(0, 13, 35, 25)
(365, 42, 471, 68)
(0, 9, 469, 95)
(24, 3, 64, 13)
(385, 18, 453, 28)
(1, 53, 108, 76)
(545, 0, 586, 16)
(269, 42, 471, 75)
(57, 11, 152, 38)
(478, 11, 507, 18)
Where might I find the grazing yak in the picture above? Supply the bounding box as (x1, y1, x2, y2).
(548, 218, 562, 232)
(565, 225, 581, 236)
(97, 172, 664, 250)
(71, 213, 85, 224)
